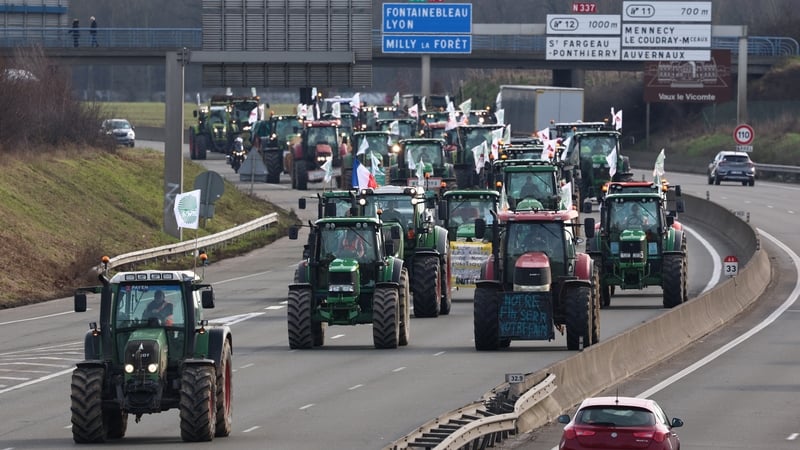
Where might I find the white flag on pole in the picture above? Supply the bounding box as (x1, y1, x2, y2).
(350, 92, 361, 115)
(607, 147, 618, 178)
(357, 136, 369, 155)
(653, 148, 666, 181)
(495, 109, 504, 125)
(174, 189, 201, 230)
(321, 158, 333, 184)
(331, 102, 341, 119)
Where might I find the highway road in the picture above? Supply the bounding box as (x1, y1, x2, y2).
(0, 145, 744, 449)
(503, 172, 800, 449)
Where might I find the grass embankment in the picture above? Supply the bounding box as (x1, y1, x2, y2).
(0, 147, 297, 308)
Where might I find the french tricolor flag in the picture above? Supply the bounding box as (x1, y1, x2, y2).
(352, 158, 377, 189)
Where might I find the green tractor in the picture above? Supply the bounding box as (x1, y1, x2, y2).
(189, 102, 231, 160)
(447, 123, 506, 189)
(287, 217, 410, 349)
(473, 207, 600, 351)
(355, 186, 453, 317)
(437, 189, 499, 288)
(341, 130, 398, 188)
(562, 129, 632, 207)
(255, 114, 302, 184)
(70, 258, 233, 443)
(388, 138, 455, 196)
(584, 181, 687, 309)
(492, 160, 565, 212)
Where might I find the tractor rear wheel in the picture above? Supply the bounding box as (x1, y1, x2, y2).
(70, 366, 107, 443)
(196, 135, 208, 160)
(179, 365, 217, 442)
(662, 253, 686, 308)
(313, 321, 326, 347)
(373, 287, 399, 349)
(265, 149, 282, 184)
(288, 288, 314, 349)
(398, 268, 411, 346)
(565, 285, 591, 351)
(214, 339, 233, 438)
(474, 286, 500, 351)
(412, 256, 441, 318)
(439, 249, 453, 315)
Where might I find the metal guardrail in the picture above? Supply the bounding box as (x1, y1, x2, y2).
(388, 374, 556, 450)
(756, 163, 800, 174)
(105, 212, 278, 270)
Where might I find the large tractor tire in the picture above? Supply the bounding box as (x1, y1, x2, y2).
(179, 365, 217, 442)
(372, 286, 400, 349)
(264, 149, 283, 184)
(196, 135, 208, 160)
(189, 131, 197, 160)
(596, 260, 612, 308)
(474, 286, 501, 351)
(70, 366, 108, 443)
(589, 270, 601, 346)
(313, 321, 326, 347)
(287, 288, 314, 349)
(662, 253, 686, 308)
(411, 256, 441, 318)
(439, 249, 453, 315)
(295, 159, 309, 191)
(214, 339, 233, 438)
(398, 267, 411, 346)
(564, 285, 592, 351)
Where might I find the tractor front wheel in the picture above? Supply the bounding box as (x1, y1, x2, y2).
(662, 253, 686, 308)
(180, 365, 217, 442)
(412, 256, 441, 318)
(265, 150, 282, 184)
(474, 286, 501, 351)
(70, 366, 107, 443)
(373, 287, 400, 349)
(398, 267, 411, 346)
(564, 285, 592, 351)
(214, 339, 233, 438)
(288, 288, 314, 349)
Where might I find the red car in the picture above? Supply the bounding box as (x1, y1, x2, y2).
(558, 396, 684, 449)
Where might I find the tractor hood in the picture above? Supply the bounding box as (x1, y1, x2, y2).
(513, 252, 552, 292)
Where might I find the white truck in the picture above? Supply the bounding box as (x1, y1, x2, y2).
(498, 85, 584, 136)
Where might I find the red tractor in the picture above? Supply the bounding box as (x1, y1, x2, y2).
(286, 120, 348, 190)
(473, 207, 600, 351)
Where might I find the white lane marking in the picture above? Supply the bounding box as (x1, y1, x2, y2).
(0, 376, 30, 381)
(242, 426, 260, 433)
(787, 433, 798, 441)
(299, 403, 314, 410)
(0, 368, 73, 395)
(0, 310, 80, 326)
(433, 351, 446, 356)
(683, 224, 721, 294)
(0, 369, 48, 374)
(349, 384, 363, 391)
(392, 367, 406, 373)
(239, 363, 254, 369)
(0, 362, 69, 368)
(264, 305, 285, 310)
(331, 334, 345, 340)
(211, 270, 274, 285)
(210, 312, 265, 326)
(638, 229, 800, 399)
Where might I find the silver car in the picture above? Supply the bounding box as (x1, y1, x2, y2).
(101, 118, 136, 147)
(707, 150, 755, 186)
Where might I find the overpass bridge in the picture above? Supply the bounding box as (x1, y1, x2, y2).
(0, 26, 796, 76)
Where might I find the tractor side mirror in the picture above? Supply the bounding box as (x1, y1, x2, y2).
(324, 202, 337, 217)
(475, 218, 486, 239)
(298, 198, 306, 209)
(676, 199, 685, 213)
(288, 226, 300, 240)
(581, 200, 593, 214)
(674, 185, 682, 196)
(193, 110, 198, 118)
(201, 289, 215, 309)
(666, 216, 675, 228)
(437, 201, 448, 222)
(74, 293, 87, 312)
(390, 225, 401, 240)
(385, 239, 395, 256)
(584, 218, 596, 238)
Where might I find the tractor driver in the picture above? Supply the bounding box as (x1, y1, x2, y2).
(143, 290, 174, 326)
(339, 229, 367, 259)
(380, 200, 404, 226)
(519, 175, 543, 199)
(626, 203, 649, 228)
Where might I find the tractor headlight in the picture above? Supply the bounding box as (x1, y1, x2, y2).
(329, 284, 355, 293)
(124, 364, 135, 374)
(147, 363, 159, 373)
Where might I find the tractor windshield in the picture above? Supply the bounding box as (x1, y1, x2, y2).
(578, 135, 618, 158)
(406, 143, 443, 166)
(275, 117, 301, 139)
(356, 134, 391, 157)
(449, 199, 495, 226)
(372, 196, 415, 231)
(608, 199, 659, 235)
(506, 222, 565, 266)
(306, 126, 338, 148)
(319, 225, 378, 263)
(506, 171, 556, 203)
(114, 283, 184, 328)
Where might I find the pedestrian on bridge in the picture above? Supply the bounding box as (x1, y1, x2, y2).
(90, 16, 98, 47)
(69, 18, 80, 47)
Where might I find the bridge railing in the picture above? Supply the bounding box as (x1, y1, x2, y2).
(0, 27, 797, 57)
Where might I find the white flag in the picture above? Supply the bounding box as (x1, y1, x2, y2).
(421, 96, 427, 112)
(653, 148, 666, 181)
(536, 127, 550, 141)
(499, 184, 509, 211)
(389, 120, 400, 136)
(471, 142, 486, 175)
(495, 90, 502, 110)
(297, 103, 307, 117)
(174, 189, 201, 230)
(321, 158, 333, 184)
(350, 92, 361, 115)
(560, 182, 573, 211)
(304, 104, 314, 121)
(407, 148, 416, 170)
(393, 92, 400, 106)
(416, 157, 425, 185)
(542, 138, 558, 160)
(408, 104, 419, 119)
(491, 127, 504, 160)
(559, 136, 572, 161)
(495, 109, 504, 125)
(612, 108, 623, 130)
(445, 111, 458, 131)
(446, 101, 456, 114)
(248, 107, 258, 124)
(331, 102, 341, 119)
(458, 98, 472, 116)
(370, 151, 384, 177)
(503, 124, 511, 144)
(357, 137, 369, 155)
(607, 147, 618, 178)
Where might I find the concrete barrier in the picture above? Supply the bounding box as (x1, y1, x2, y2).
(514, 193, 770, 432)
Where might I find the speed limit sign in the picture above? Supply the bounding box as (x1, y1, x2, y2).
(724, 255, 739, 277)
(733, 124, 754, 146)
